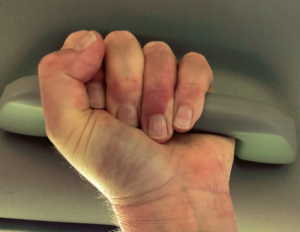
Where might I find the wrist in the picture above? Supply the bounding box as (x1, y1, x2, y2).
(111, 188, 238, 232)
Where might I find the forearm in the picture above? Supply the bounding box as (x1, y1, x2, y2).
(111, 189, 239, 232)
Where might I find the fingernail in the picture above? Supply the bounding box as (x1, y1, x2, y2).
(173, 106, 193, 129)
(117, 105, 138, 127)
(74, 31, 97, 51)
(148, 115, 168, 139)
(87, 83, 105, 108)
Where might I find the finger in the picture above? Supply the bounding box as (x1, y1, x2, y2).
(141, 42, 178, 142)
(85, 65, 106, 109)
(104, 31, 144, 127)
(173, 52, 214, 132)
(38, 30, 105, 145)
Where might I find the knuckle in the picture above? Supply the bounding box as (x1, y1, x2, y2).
(38, 53, 56, 69)
(181, 52, 213, 81)
(143, 41, 172, 54)
(38, 52, 63, 76)
(182, 52, 208, 65)
(105, 30, 136, 44)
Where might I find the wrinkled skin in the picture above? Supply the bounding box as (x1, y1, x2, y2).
(38, 30, 236, 207)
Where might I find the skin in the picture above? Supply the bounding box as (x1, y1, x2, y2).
(38, 30, 237, 225)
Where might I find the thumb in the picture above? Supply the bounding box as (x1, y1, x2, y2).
(38, 30, 105, 144)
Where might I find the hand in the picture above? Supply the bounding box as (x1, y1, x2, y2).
(38, 30, 237, 230)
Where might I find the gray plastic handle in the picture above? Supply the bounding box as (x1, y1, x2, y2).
(0, 75, 297, 164)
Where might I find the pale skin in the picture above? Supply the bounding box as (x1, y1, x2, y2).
(38, 30, 239, 231)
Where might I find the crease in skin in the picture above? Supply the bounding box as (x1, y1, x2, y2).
(110, 173, 182, 206)
(71, 110, 95, 161)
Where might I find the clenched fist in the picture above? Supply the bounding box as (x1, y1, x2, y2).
(38, 30, 238, 232)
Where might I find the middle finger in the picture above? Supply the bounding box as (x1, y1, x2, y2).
(141, 41, 178, 142)
(104, 31, 144, 128)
